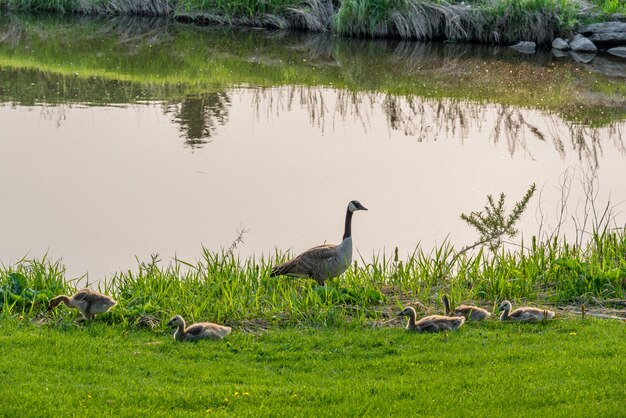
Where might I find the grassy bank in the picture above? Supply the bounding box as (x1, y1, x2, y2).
(0, 0, 623, 43)
(2, 225, 625, 328)
(1, 318, 625, 416)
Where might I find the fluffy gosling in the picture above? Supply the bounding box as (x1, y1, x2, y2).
(498, 300, 555, 322)
(442, 294, 491, 321)
(166, 315, 231, 341)
(398, 306, 465, 333)
(48, 289, 117, 321)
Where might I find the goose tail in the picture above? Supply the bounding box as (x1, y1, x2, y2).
(270, 260, 293, 277)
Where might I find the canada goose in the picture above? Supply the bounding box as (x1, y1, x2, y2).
(442, 294, 491, 321)
(166, 315, 232, 341)
(47, 289, 117, 321)
(398, 306, 465, 332)
(498, 300, 555, 322)
(270, 200, 368, 285)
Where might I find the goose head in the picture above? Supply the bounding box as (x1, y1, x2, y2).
(498, 300, 512, 312)
(348, 200, 368, 212)
(166, 315, 185, 328)
(397, 306, 416, 317)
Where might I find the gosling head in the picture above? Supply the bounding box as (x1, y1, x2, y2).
(348, 200, 368, 212)
(47, 296, 63, 311)
(101, 298, 117, 308)
(498, 300, 512, 312)
(166, 315, 185, 328)
(397, 306, 416, 317)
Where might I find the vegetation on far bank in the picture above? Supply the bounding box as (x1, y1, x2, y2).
(0, 0, 624, 43)
(1, 14, 625, 128)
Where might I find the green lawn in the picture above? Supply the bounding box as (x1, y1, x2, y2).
(1, 318, 624, 416)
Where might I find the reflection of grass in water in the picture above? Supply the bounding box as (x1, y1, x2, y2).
(0, 14, 624, 126)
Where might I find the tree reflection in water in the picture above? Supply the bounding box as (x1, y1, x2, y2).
(164, 93, 231, 149)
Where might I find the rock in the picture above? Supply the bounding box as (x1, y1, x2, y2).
(607, 46, 626, 58)
(569, 34, 597, 52)
(509, 41, 536, 54)
(552, 38, 569, 50)
(569, 50, 596, 64)
(580, 22, 626, 34)
(588, 32, 626, 44)
(580, 22, 626, 46)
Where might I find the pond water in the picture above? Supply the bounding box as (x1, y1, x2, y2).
(1, 15, 625, 280)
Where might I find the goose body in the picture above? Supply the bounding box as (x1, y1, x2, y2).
(498, 300, 555, 322)
(48, 289, 117, 321)
(270, 200, 367, 285)
(398, 306, 465, 333)
(166, 315, 231, 341)
(442, 294, 491, 321)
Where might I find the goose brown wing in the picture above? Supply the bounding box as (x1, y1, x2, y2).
(185, 323, 209, 336)
(73, 289, 105, 304)
(510, 307, 546, 321)
(417, 321, 443, 333)
(270, 244, 338, 277)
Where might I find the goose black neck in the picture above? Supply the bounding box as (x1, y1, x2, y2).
(343, 208, 353, 240)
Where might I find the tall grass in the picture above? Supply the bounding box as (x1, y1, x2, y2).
(2, 227, 624, 327)
(0, 0, 173, 14)
(334, 0, 583, 43)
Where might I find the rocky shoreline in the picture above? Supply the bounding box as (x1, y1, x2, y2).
(510, 21, 626, 69)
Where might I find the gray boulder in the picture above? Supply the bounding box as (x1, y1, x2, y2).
(608, 46, 626, 58)
(510, 41, 536, 54)
(569, 34, 597, 52)
(580, 22, 626, 34)
(552, 38, 569, 50)
(580, 22, 626, 46)
(588, 32, 626, 44)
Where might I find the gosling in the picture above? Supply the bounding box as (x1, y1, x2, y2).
(48, 289, 117, 321)
(398, 306, 465, 333)
(442, 294, 491, 321)
(166, 315, 231, 341)
(498, 300, 555, 322)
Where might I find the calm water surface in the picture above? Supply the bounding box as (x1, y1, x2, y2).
(1, 15, 625, 280)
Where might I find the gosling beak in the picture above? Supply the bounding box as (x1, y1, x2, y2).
(166, 320, 173, 327)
